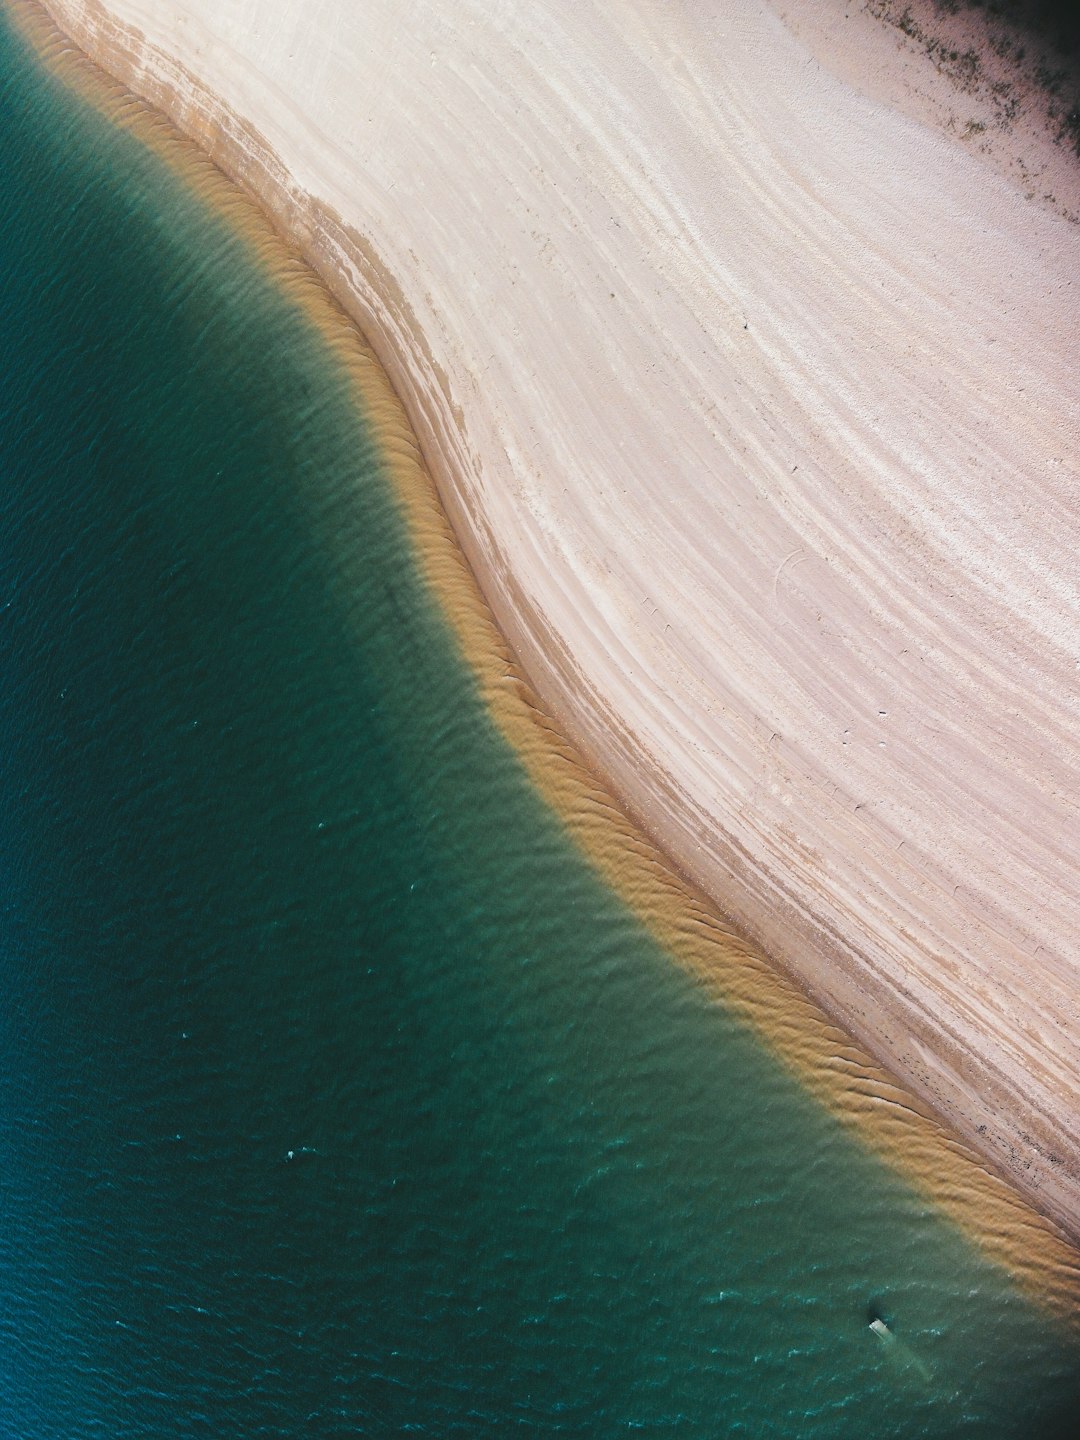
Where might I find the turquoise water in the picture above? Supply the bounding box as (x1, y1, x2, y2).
(0, 15, 1077, 1437)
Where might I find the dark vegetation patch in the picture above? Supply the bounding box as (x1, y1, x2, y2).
(868, 0, 1080, 157)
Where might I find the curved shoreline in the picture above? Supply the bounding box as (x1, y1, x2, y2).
(14, 0, 1080, 1296)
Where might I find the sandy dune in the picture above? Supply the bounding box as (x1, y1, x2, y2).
(36, 0, 1080, 1235)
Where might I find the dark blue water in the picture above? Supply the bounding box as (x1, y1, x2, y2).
(0, 12, 1078, 1437)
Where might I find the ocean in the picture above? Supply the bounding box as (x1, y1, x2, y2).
(0, 9, 1078, 1436)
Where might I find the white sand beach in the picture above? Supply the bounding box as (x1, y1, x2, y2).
(34, 0, 1080, 1236)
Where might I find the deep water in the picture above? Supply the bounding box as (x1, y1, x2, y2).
(0, 12, 1077, 1438)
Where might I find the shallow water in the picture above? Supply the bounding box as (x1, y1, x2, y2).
(0, 12, 1077, 1437)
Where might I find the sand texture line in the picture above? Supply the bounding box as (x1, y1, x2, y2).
(11, 0, 1080, 1313)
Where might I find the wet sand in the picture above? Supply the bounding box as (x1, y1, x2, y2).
(22, 0, 1080, 1258)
